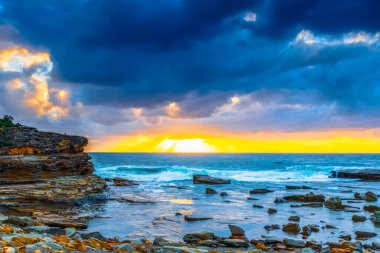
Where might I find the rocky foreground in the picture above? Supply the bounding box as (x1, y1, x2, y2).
(1, 119, 380, 252)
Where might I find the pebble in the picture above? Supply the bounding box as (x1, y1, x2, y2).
(267, 208, 277, 214)
(282, 223, 301, 234)
(205, 188, 217, 194)
(289, 215, 300, 222)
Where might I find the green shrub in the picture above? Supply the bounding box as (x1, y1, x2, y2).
(0, 115, 17, 128)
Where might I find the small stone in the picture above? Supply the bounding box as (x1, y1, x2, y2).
(289, 216, 300, 222)
(252, 204, 264, 208)
(283, 192, 325, 202)
(355, 231, 377, 240)
(228, 224, 245, 236)
(282, 223, 301, 234)
(339, 234, 352, 241)
(247, 197, 259, 200)
(264, 224, 280, 231)
(268, 208, 277, 214)
(364, 191, 378, 202)
(371, 211, 380, 224)
(206, 188, 217, 194)
(325, 197, 343, 210)
(352, 215, 366, 222)
(220, 192, 228, 196)
(326, 224, 337, 229)
(80, 231, 107, 241)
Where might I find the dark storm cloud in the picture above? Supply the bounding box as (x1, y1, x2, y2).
(0, 0, 379, 130)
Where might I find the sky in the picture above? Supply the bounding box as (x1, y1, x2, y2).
(0, 0, 380, 153)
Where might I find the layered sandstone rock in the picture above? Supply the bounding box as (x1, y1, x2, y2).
(0, 122, 107, 226)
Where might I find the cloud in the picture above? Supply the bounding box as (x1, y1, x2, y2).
(0, 0, 379, 138)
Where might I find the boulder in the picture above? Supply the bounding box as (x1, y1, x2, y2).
(228, 224, 245, 236)
(193, 174, 231, 184)
(364, 205, 380, 212)
(364, 191, 378, 202)
(283, 192, 325, 202)
(325, 197, 344, 210)
(282, 223, 301, 234)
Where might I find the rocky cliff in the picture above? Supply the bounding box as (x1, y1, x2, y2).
(0, 121, 107, 227)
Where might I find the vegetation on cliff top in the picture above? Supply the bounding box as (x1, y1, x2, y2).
(0, 115, 19, 128)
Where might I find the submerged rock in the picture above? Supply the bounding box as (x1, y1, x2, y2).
(268, 208, 277, 214)
(289, 216, 300, 222)
(364, 205, 380, 212)
(205, 188, 217, 194)
(222, 238, 249, 248)
(193, 174, 231, 184)
(286, 185, 311, 190)
(283, 238, 306, 248)
(109, 177, 139, 186)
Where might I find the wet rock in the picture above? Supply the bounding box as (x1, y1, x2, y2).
(289, 216, 300, 222)
(264, 224, 280, 231)
(222, 238, 249, 248)
(283, 192, 325, 202)
(110, 193, 155, 204)
(325, 197, 344, 210)
(286, 185, 312, 190)
(363, 205, 380, 212)
(80, 231, 107, 241)
(274, 197, 287, 203)
(339, 235, 352, 241)
(331, 169, 380, 181)
(373, 242, 380, 250)
(65, 227, 76, 237)
(205, 188, 217, 194)
(302, 203, 323, 207)
(354, 192, 364, 200)
(153, 237, 181, 247)
(183, 232, 218, 243)
(184, 215, 213, 222)
(355, 231, 377, 240)
(283, 238, 306, 248)
(282, 223, 301, 234)
(256, 242, 269, 251)
(250, 188, 274, 194)
(110, 177, 139, 186)
(23, 225, 66, 236)
(252, 204, 264, 208)
(364, 191, 378, 202)
(4, 216, 34, 227)
(352, 215, 366, 222)
(370, 211, 380, 224)
(228, 224, 245, 236)
(220, 192, 228, 196)
(247, 197, 259, 200)
(267, 208, 277, 214)
(43, 220, 88, 229)
(193, 174, 231, 184)
(326, 224, 337, 229)
(175, 212, 183, 216)
(301, 225, 318, 238)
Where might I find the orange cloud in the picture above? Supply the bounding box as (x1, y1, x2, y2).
(0, 46, 76, 119)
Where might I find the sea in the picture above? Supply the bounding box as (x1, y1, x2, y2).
(84, 153, 380, 243)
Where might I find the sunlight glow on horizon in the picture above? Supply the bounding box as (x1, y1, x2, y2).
(87, 126, 380, 153)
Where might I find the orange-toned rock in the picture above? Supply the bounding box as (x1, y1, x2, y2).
(74, 241, 87, 252)
(52, 235, 70, 244)
(331, 248, 351, 253)
(257, 242, 269, 251)
(0, 225, 14, 234)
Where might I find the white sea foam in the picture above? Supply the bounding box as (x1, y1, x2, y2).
(95, 164, 334, 182)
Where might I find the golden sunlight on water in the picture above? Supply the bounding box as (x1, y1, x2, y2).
(169, 199, 194, 205)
